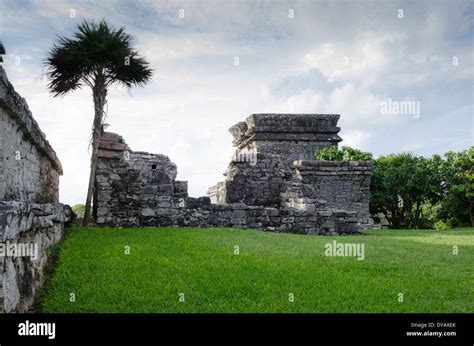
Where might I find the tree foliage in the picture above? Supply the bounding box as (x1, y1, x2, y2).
(45, 19, 152, 96)
(436, 148, 474, 227)
(370, 153, 443, 228)
(370, 149, 473, 229)
(314, 145, 373, 161)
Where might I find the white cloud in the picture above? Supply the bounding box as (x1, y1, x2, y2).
(340, 131, 373, 150)
(299, 32, 407, 86)
(324, 83, 386, 126)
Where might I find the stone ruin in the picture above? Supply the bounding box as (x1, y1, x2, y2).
(208, 114, 343, 207)
(0, 59, 71, 312)
(94, 114, 373, 234)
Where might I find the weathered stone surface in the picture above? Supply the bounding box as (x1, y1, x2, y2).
(0, 66, 62, 203)
(0, 64, 71, 313)
(94, 132, 188, 227)
(3, 259, 20, 313)
(210, 153, 292, 207)
(0, 201, 72, 313)
(231, 113, 342, 161)
(291, 160, 373, 227)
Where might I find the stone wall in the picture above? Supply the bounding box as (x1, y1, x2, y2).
(0, 64, 71, 313)
(283, 160, 373, 228)
(0, 202, 72, 312)
(95, 133, 359, 233)
(94, 132, 189, 226)
(95, 114, 372, 235)
(167, 202, 359, 235)
(0, 67, 62, 203)
(209, 153, 292, 207)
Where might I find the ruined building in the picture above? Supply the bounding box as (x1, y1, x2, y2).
(0, 54, 71, 312)
(94, 114, 373, 234)
(208, 114, 343, 207)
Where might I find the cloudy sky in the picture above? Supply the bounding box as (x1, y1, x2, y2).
(1, 0, 473, 205)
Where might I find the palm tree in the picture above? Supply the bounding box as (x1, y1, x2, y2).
(45, 20, 153, 226)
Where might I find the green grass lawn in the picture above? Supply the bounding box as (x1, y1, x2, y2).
(40, 227, 473, 313)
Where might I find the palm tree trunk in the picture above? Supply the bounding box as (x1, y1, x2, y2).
(83, 84, 107, 226)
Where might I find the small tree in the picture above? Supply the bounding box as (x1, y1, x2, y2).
(370, 153, 443, 228)
(45, 20, 152, 225)
(437, 148, 474, 227)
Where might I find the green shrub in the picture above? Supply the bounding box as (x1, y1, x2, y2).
(436, 148, 473, 227)
(370, 153, 443, 229)
(314, 145, 373, 161)
(433, 220, 450, 231)
(71, 204, 85, 218)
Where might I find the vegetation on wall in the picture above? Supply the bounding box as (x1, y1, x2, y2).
(314, 145, 373, 161)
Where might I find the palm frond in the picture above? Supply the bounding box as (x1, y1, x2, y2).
(44, 19, 153, 96)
